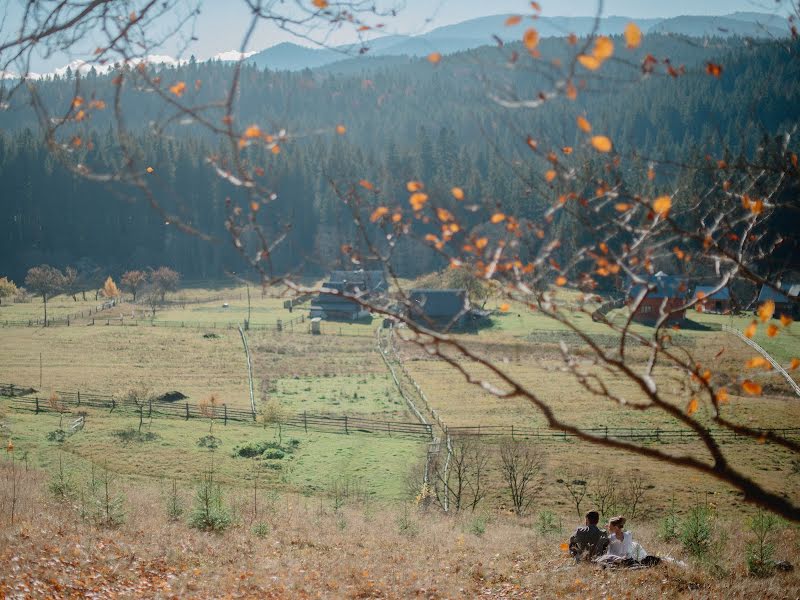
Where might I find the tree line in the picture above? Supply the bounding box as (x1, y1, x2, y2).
(0, 265, 180, 324)
(1, 37, 797, 283)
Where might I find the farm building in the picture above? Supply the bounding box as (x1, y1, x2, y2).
(309, 270, 387, 321)
(406, 288, 490, 331)
(309, 281, 371, 321)
(693, 285, 731, 314)
(627, 272, 688, 325)
(329, 270, 387, 295)
(757, 282, 800, 319)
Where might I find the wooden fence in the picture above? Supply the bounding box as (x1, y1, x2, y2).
(444, 424, 800, 443)
(0, 383, 433, 439)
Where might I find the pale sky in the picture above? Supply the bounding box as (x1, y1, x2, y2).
(1, 0, 784, 72)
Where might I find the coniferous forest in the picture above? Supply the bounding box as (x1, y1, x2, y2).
(1, 36, 798, 281)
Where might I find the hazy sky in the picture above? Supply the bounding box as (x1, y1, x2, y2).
(2, 0, 783, 72)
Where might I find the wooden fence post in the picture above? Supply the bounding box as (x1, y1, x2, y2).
(110, 398, 116, 412)
(77, 390, 81, 407)
(303, 411, 308, 433)
(185, 402, 190, 420)
(224, 404, 228, 426)
(148, 399, 153, 418)
(344, 415, 349, 435)
(35, 396, 40, 414)
(511, 424, 514, 440)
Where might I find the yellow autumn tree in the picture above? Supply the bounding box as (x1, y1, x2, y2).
(102, 276, 120, 298)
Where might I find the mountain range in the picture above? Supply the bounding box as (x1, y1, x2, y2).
(246, 11, 790, 72)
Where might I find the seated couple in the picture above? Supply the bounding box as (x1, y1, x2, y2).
(568, 511, 660, 568)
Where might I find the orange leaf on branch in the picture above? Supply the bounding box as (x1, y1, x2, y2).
(370, 207, 389, 222)
(576, 116, 592, 133)
(715, 388, 729, 404)
(624, 22, 642, 48)
(591, 136, 612, 153)
(427, 52, 442, 64)
(451, 187, 465, 200)
(686, 397, 698, 416)
(169, 81, 187, 97)
(505, 15, 522, 26)
(741, 380, 762, 396)
(744, 320, 757, 339)
(757, 300, 775, 323)
(409, 192, 428, 211)
(652, 195, 671, 218)
(523, 28, 540, 50)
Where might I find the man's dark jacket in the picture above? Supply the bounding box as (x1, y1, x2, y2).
(568, 525, 609, 560)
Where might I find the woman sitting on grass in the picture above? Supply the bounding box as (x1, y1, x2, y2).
(595, 516, 661, 568)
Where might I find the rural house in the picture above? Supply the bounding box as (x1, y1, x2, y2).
(693, 285, 732, 314)
(406, 288, 489, 331)
(310, 280, 372, 321)
(329, 270, 387, 295)
(627, 272, 688, 324)
(757, 282, 800, 319)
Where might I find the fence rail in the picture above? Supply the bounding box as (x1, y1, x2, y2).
(0, 382, 432, 439)
(445, 424, 800, 442)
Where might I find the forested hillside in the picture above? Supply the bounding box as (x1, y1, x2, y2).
(1, 36, 798, 281)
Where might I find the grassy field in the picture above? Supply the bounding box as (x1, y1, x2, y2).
(2, 466, 798, 598)
(1, 405, 423, 501)
(1, 284, 797, 514)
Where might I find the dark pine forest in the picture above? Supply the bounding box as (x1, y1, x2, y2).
(1, 36, 798, 282)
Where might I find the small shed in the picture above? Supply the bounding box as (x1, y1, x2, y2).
(693, 285, 731, 314)
(757, 282, 800, 319)
(628, 272, 688, 325)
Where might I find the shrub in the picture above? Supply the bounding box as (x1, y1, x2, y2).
(46, 429, 67, 443)
(232, 440, 297, 459)
(112, 427, 159, 444)
(252, 522, 270, 538)
(536, 510, 560, 534)
(189, 472, 231, 532)
(165, 479, 184, 522)
(680, 504, 714, 558)
(197, 435, 221, 450)
(746, 510, 781, 577)
(48, 454, 76, 500)
(468, 514, 488, 536)
(659, 496, 680, 541)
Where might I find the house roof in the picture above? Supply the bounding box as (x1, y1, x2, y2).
(312, 281, 362, 309)
(694, 285, 731, 301)
(408, 289, 468, 318)
(758, 282, 800, 303)
(329, 270, 387, 293)
(628, 272, 688, 300)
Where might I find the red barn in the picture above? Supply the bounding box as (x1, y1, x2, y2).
(693, 285, 731, 314)
(628, 272, 688, 325)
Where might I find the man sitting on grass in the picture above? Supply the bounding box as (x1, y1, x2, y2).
(568, 510, 609, 562)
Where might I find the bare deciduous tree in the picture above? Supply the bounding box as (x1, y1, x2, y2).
(431, 436, 488, 513)
(499, 440, 544, 516)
